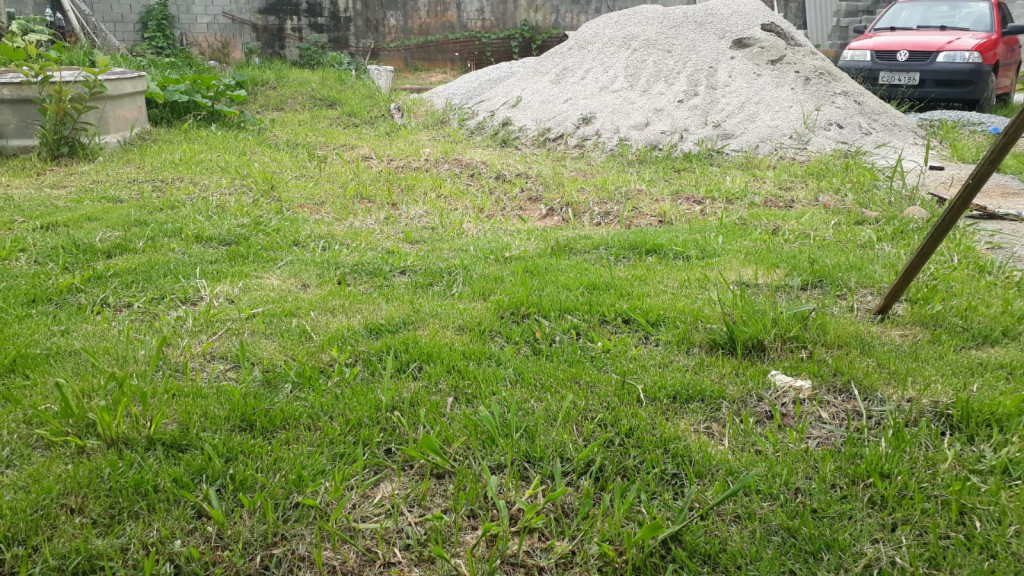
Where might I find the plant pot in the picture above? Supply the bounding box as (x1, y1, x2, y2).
(0, 67, 149, 156)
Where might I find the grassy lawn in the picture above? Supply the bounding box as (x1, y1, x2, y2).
(2, 63, 1023, 575)
(928, 90, 1024, 176)
(930, 118, 1024, 180)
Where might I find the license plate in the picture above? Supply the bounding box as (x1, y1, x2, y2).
(878, 71, 920, 85)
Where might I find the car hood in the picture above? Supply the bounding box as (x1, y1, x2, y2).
(847, 30, 990, 51)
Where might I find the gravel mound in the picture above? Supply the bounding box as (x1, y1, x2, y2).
(425, 0, 926, 166)
(908, 110, 1009, 131)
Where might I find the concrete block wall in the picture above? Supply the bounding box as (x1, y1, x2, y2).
(76, 0, 257, 58)
(825, 0, 886, 51)
(1008, 1, 1024, 21)
(167, 0, 257, 59)
(8, 0, 48, 18)
(7, 0, 809, 58)
(81, 0, 144, 44)
(0, 0, 904, 64)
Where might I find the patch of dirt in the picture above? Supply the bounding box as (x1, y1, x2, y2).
(333, 150, 734, 229)
(504, 193, 713, 228)
(750, 385, 897, 448)
(394, 69, 461, 89)
(350, 149, 533, 187)
(974, 220, 1024, 266)
(761, 196, 793, 210)
(294, 203, 333, 217)
(924, 163, 1024, 210)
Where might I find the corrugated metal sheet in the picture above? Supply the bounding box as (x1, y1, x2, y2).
(805, 0, 840, 47)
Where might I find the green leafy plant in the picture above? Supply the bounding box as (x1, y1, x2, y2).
(2, 16, 53, 49)
(379, 21, 560, 62)
(507, 20, 550, 59)
(630, 472, 756, 549)
(145, 70, 257, 126)
(35, 369, 168, 448)
(708, 280, 816, 359)
(243, 42, 261, 62)
(0, 38, 30, 66)
(2, 40, 109, 69)
(20, 63, 110, 162)
(138, 0, 178, 57)
(44, 41, 109, 67)
(1, 16, 54, 65)
(400, 434, 457, 471)
(296, 42, 360, 71)
(2, 18, 113, 69)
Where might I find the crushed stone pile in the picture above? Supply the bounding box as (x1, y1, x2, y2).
(908, 110, 1009, 132)
(425, 0, 926, 166)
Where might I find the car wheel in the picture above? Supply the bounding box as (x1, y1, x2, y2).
(975, 72, 997, 113)
(999, 65, 1015, 103)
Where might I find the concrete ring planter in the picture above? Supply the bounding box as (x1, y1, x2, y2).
(0, 67, 150, 156)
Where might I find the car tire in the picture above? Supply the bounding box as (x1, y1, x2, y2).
(975, 72, 997, 113)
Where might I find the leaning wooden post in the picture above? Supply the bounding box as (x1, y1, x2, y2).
(874, 105, 1024, 317)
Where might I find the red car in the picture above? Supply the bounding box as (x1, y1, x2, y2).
(837, 0, 1024, 111)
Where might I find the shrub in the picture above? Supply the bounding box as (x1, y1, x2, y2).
(112, 53, 258, 126)
(145, 70, 257, 126)
(20, 64, 110, 162)
(1, 16, 52, 49)
(138, 0, 178, 57)
(1, 16, 54, 65)
(296, 42, 360, 71)
(706, 282, 817, 359)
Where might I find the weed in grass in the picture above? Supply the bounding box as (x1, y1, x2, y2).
(22, 63, 109, 162)
(926, 118, 1024, 179)
(707, 280, 816, 359)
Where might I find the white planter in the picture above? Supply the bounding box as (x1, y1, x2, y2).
(0, 67, 149, 155)
(367, 65, 395, 94)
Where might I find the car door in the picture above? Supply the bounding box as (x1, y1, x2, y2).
(996, 1, 1022, 91)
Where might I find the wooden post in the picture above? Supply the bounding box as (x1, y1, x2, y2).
(874, 105, 1024, 317)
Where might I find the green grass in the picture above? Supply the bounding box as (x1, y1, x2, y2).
(927, 118, 1024, 179)
(2, 63, 1023, 575)
(925, 79, 1024, 175)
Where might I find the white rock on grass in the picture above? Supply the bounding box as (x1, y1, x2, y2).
(902, 206, 930, 219)
(425, 0, 926, 167)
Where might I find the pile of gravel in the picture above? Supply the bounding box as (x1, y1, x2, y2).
(907, 110, 1009, 131)
(425, 0, 926, 166)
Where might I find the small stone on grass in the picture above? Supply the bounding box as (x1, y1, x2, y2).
(902, 206, 930, 219)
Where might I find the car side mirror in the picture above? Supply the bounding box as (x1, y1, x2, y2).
(852, 24, 868, 34)
(1004, 23, 1024, 36)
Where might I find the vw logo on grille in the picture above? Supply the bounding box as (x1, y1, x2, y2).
(896, 50, 910, 62)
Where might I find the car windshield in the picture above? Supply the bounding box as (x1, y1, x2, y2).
(872, 0, 994, 32)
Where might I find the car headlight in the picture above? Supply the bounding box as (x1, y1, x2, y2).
(936, 51, 983, 63)
(840, 49, 871, 61)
